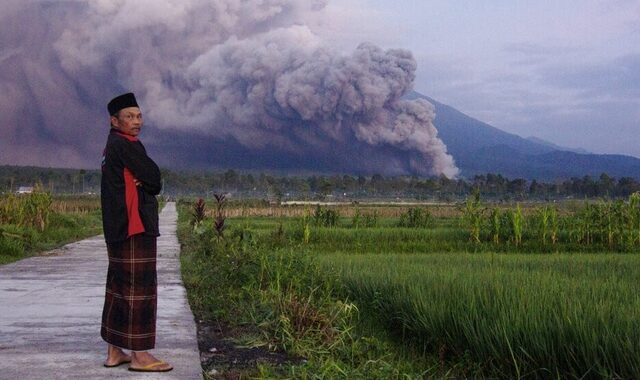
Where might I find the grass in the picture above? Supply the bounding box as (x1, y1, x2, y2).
(177, 203, 446, 379)
(321, 253, 640, 378)
(178, 199, 640, 378)
(0, 196, 102, 265)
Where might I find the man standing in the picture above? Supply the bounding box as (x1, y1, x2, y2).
(100, 92, 172, 372)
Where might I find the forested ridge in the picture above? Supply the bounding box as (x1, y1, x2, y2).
(2, 165, 639, 200)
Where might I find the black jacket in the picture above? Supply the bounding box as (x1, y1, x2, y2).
(101, 129, 162, 244)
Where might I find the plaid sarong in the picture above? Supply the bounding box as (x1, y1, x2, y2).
(101, 235, 157, 351)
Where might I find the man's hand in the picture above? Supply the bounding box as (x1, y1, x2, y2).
(134, 178, 142, 187)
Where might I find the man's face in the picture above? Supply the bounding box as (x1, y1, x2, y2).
(111, 107, 143, 137)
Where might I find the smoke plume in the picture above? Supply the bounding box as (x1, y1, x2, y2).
(0, 0, 458, 177)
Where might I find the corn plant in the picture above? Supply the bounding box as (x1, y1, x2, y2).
(489, 208, 501, 244)
(0, 188, 52, 231)
(601, 202, 615, 249)
(0, 194, 18, 225)
(612, 200, 627, 250)
(538, 206, 549, 245)
(25, 190, 52, 231)
(537, 206, 558, 246)
(628, 192, 640, 246)
(398, 208, 431, 228)
(313, 205, 339, 227)
(462, 191, 484, 244)
(362, 210, 379, 228)
(549, 207, 559, 245)
(575, 203, 598, 245)
(508, 204, 524, 247)
(352, 206, 362, 229)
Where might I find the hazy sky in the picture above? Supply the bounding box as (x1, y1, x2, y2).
(316, 0, 640, 156)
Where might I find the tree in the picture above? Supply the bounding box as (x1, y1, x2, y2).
(508, 178, 528, 198)
(357, 175, 367, 189)
(342, 175, 357, 193)
(598, 173, 614, 197)
(371, 174, 384, 193)
(319, 178, 334, 199)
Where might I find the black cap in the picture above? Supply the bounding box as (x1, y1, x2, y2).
(108, 92, 139, 115)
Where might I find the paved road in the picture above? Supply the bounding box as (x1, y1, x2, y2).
(0, 202, 202, 379)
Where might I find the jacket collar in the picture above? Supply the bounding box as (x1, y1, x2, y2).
(110, 128, 139, 142)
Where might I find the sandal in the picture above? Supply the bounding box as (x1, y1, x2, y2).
(128, 360, 173, 372)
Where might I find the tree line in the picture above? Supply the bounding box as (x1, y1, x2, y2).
(2, 165, 639, 200)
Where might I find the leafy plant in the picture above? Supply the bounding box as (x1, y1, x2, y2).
(489, 208, 501, 244)
(462, 190, 485, 244)
(509, 204, 524, 247)
(0, 186, 52, 231)
(398, 208, 431, 228)
(629, 192, 640, 245)
(191, 198, 206, 229)
(313, 205, 339, 227)
(213, 193, 226, 241)
(537, 206, 558, 246)
(352, 206, 362, 229)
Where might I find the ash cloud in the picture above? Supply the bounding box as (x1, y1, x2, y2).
(0, 0, 458, 177)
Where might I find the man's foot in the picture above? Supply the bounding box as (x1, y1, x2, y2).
(104, 345, 132, 367)
(129, 351, 173, 372)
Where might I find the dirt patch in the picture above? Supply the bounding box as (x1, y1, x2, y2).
(196, 319, 304, 379)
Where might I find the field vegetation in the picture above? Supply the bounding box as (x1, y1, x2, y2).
(179, 199, 436, 379)
(180, 194, 640, 378)
(0, 190, 102, 264)
(327, 253, 640, 378)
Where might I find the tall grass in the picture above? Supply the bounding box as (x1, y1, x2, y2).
(180, 197, 640, 377)
(51, 195, 100, 213)
(322, 253, 640, 378)
(0, 194, 101, 264)
(195, 201, 462, 219)
(177, 202, 438, 378)
(0, 190, 52, 231)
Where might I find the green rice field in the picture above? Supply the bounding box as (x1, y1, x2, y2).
(320, 253, 640, 378)
(181, 198, 640, 378)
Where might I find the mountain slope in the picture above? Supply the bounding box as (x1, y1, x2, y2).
(409, 92, 640, 180)
(525, 136, 590, 154)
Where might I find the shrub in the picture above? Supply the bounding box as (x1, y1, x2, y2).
(313, 205, 339, 227)
(398, 208, 431, 228)
(213, 193, 227, 241)
(0, 227, 24, 257)
(352, 207, 379, 228)
(0, 188, 52, 231)
(191, 198, 206, 228)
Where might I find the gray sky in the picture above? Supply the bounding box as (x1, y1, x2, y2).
(313, 0, 640, 157)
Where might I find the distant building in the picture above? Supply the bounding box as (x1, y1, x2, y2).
(16, 186, 34, 194)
